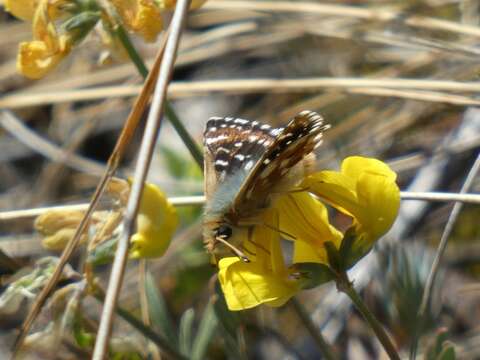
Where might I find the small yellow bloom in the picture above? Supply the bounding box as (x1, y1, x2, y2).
(218, 211, 300, 311)
(299, 156, 400, 266)
(111, 0, 163, 42)
(129, 182, 179, 259)
(15, 0, 72, 79)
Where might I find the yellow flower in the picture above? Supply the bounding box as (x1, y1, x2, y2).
(218, 211, 301, 311)
(295, 156, 400, 267)
(215, 156, 399, 310)
(13, 0, 72, 79)
(4, 0, 66, 20)
(111, 0, 163, 42)
(129, 182, 179, 259)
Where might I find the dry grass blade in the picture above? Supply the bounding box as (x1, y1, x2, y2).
(204, 1, 480, 37)
(11, 28, 169, 357)
(412, 153, 480, 357)
(3, 78, 480, 108)
(0, 111, 105, 175)
(92, 1, 190, 358)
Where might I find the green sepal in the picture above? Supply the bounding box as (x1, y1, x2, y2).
(86, 238, 117, 266)
(294, 262, 335, 289)
(61, 11, 101, 43)
(324, 241, 342, 272)
(340, 226, 373, 270)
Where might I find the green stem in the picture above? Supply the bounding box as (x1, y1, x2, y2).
(115, 24, 204, 170)
(337, 272, 400, 360)
(290, 298, 338, 360)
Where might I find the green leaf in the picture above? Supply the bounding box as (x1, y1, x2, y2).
(179, 308, 195, 357)
(145, 272, 178, 347)
(191, 299, 218, 360)
(437, 342, 456, 360)
(424, 329, 456, 360)
(294, 262, 335, 289)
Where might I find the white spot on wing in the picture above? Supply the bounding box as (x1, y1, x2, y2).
(270, 128, 283, 136)
(244, 160, 255, 171)
(215, 159, 229, 166)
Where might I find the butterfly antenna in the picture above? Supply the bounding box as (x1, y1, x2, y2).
(216, 236, 250, 263)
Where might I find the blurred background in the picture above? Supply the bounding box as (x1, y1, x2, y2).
(1, 0, 480, 358)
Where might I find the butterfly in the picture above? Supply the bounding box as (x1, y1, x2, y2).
(203, 110, 329, 261)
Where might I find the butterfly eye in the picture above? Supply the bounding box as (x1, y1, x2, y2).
(216, 225, 232, 239)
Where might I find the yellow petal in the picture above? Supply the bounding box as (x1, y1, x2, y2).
(4, 0, 36, 20)
(301, 170, 359, 217)
(161, 0, 208, 10)
(111, 0, 163, 42)
(16, 0, 72, 79)
(293, 240, 325, 264)
(218, 257, 299, 311)
(17, 36, 71, 79)
(353, 169, 400, 246)
(275, 192, 342, 263)
(303, 156, 400, 256)
(342, 156, 397, 183)
(129, 183, 178, 259)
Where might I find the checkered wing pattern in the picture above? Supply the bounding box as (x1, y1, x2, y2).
(203, 111, 328, 221)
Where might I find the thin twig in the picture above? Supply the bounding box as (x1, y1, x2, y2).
(12, 22, 169, 357)
(3, 191, 480, 223)
(0, 196, 206, 221)
(411, 152, 480, 359)
(91, 1, 190, 359)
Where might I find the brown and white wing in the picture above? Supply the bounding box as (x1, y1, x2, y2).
(203, 116, 278, 218)
(231, 111, 328, 218)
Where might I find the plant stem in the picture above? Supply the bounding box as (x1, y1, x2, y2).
(336, 272, 400, 360)
(290, 298, 338, 360)
(116, 24, 204, 170)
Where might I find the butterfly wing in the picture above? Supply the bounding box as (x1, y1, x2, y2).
(203, 116, 279, 218)
(231, 110, 327, 218)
